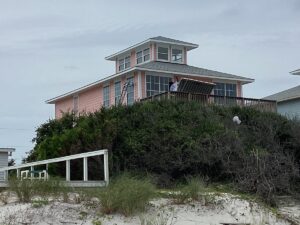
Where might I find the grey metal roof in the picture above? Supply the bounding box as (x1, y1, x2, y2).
(290, 69, 300, 75)
(136, 61, 254, 83)
(150, 36, 198, 47)
(105, 36, 198, 60)
(264, 85, 300, 102)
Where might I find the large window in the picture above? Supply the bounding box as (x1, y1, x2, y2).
(157, 46, 169, 61)
(146, 75, 172, 97)
(127, 77, 134, 105)
(118, 56, 130, 71)
(172, 48, 183, 63)
(115, 81, 121, 105)
(214, 83, 237, 97)
(73, 95, 79, 114)
(103, 86, 110, 107)
(136, 48, 150, 64)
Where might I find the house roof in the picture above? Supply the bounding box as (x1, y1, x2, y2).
(264, 85, 300, 102)
(0, 148, 15, 153)
(290, 69, 300, 75)
(136, 61, 254, 84)
(46, 61, 254, 104)
(105, 36, 199, 61)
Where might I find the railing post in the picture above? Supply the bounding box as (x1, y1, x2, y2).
(188, 93, 191, 101)
(83, 157, 88, 181)
(31, 166, 34, 180)
(66, 160, 70, 181)
(16, 169, 20, 179)
(104, 150, 109, 186)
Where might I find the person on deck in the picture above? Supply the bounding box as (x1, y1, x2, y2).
(170, 76, 179, 91)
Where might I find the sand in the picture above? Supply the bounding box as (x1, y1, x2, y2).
(0, 192, 295, 225)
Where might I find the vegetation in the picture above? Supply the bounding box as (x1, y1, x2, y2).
(27, 100, 300, 205)
(8, 177, 67, 203)
(98, 174, 155, 216)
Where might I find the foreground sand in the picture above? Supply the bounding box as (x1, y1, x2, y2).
(0, 192, 297, 225)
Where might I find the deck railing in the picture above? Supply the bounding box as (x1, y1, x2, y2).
(140, 91, 277, 113)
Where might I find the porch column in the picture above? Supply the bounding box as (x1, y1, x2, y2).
(66, 160, 70, 181)
(104, 150, 109, 185)
(83, 157, 88, 181)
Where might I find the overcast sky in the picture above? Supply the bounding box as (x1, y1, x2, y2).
(1, 0, 300, 163)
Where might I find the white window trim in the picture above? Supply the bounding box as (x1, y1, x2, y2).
(118, 55, 131, 72)
(157, 45, 169, 62)
(145, 72, 173, 97)
(136, 48, 150, 64)
(103, 85, 110, 107)
(171, 47, 184, 64)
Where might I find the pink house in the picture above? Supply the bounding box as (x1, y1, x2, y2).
(47, 36, 254, 119)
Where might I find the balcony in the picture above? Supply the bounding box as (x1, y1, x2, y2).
(140, 91, 277, 113)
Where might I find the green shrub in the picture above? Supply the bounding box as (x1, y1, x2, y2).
(27, 100, 300, 204)
(98, 174, 155, 216)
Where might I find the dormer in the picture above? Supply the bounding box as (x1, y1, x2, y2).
(105, 36, 198, 73)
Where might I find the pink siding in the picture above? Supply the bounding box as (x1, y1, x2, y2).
(134, 72, 139, 100)
(237, 81, 242, 97)
(184, 47, 187, 64)
(55, 97, 73, 119)
(130, 50, 136, 68)
(141, 71, 146, 98)
(78, 85, 102, 114)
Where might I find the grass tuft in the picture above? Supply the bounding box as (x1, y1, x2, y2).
(98, 174, 155, 216)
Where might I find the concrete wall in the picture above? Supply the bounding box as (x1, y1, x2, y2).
(0, 152, 8, 181)
(277, 98, 300, 119)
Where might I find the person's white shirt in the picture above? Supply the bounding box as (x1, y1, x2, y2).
(170, 81, 178, 91)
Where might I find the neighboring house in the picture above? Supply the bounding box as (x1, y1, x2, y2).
(264, 69, 300, 119)
(47, 36, 254, 119)
(0, 148, 15, 181)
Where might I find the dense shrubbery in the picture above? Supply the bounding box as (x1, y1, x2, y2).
(27, 100, 300, 204)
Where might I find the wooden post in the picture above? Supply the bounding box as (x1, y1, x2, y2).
(83, 157, 88, 181)
(31, 166, 34, 180)
(66, 160, 70, 181)
(104, 151, 109, 186)
(16, 169, 20, 178)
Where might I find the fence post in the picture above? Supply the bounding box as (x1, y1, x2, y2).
(83, 157, 88, 181)
(66, 160, 70, 181)
(104, 150, 109, 186)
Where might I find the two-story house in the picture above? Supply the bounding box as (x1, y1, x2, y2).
(47, 36, 254, 118)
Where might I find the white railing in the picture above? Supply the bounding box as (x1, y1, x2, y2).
(0, 149, 109, 186)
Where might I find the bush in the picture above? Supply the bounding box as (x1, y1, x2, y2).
(98, 174, 155, 216)
(27, 101, 300, 204)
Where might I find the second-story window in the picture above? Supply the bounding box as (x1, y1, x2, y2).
(157, 46, 169, 61)
(136, 51, 143, 64)
(125, 56, 130, 69)
(172, 49, 183, 63)
(136, 48, 150, 64)
(103, 85, 110, 107)
(115, 81, 121, 105)
(118, 56, 130, 71)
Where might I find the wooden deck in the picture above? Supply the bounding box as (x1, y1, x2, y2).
(140, 91, 277, 113)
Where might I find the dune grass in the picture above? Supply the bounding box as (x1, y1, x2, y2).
(98, 174, 156, 216)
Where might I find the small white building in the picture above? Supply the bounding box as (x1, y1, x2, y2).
(0, 148, 15, 181)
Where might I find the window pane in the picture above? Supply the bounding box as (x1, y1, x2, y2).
(127, 77, 134, 105)
(157, 47, 169, 60)
(115, 81, 121, 105)
(172, 49, 182, 62)
(103, 86, 110, 107)
(214, 83, 225, 96)
(144, 54, 150, 61)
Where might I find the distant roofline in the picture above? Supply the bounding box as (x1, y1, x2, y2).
(290, 69, 300, 75)
(46, 64, 254, 104)
(0, 148, 15, 153)
(105, 36, 199, 61)
(264, 85, 300, 102)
